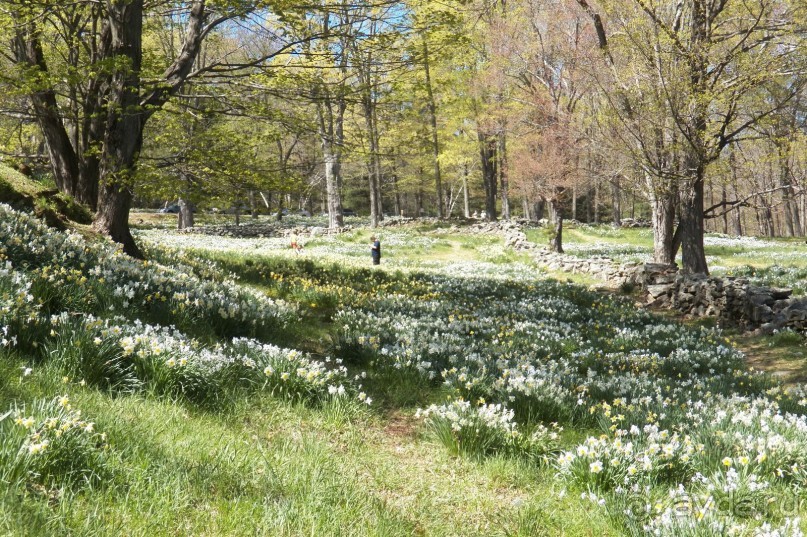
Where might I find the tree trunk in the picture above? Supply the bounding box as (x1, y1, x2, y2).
(778, 144, 800, 237)
(677, 0, 709, 274)
(316, 92, 345, 230)
(593, 181, 600, 223)
(721, 186, 728, 234)
(462, 165, 470, 218)
(93, 0, 144, 259)
(361, 79, 382, 227)
(324, 150, 343, 229)
(13, 22, 81, 198)
(731, 158, 743, 236)
(479, 133, 498, 221)
(391, 171, 401, 217)
(611, 179, 621, 226)
(678, 166, 709, 274)
(77, 158, 100, 210)
(533, 199, 545, 221)
(499, 132, 510, 220)
(249, 190, 258, 219)
(422, 38, 443, 218)
(178, 198, 194, 229)
(647, 167, 678, 264)
(549, 199, 563, 253)
(650, 188, 677, 265)
(95, 182, 141, 257)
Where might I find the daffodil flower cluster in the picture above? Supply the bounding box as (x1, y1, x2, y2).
(1, 396, 109, 488)
(231, 338, 358, 402)
(326, 265, 807, 533)
(416, 399, 559, 460)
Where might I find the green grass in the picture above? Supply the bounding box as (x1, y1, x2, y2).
(0, 354, 619, 536)
(0, 163, 48, 200)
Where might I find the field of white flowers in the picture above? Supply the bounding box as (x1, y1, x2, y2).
(3, 205, 807, 535)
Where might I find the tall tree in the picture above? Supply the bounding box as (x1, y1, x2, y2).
(2, 1, 304, 255)
(576, 0, 806, 272)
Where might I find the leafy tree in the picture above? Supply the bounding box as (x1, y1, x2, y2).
(0, 0, 305, 256)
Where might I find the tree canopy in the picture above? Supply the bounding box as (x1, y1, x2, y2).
(1, 0, 806, 270)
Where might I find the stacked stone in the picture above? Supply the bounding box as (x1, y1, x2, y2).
(500, 224, 807, 335)
(635, 264, 807, 334)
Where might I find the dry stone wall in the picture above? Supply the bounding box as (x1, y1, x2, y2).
(499, 221, 807, 335)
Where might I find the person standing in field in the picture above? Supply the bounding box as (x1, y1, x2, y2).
(290, 234, 303, 254)
(370, 235, 381, 265)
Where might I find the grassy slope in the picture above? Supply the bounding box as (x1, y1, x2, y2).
(0, 222, 618, 536)
(0, 163, 48, 200)
(0, 163, 92, 226)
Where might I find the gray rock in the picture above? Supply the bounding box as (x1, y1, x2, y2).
(647, 284, 673, 298)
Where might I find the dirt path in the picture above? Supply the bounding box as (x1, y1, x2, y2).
(732, 334, 807, 386)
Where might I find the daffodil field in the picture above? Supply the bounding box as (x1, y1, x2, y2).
(2, 205, 807, 535)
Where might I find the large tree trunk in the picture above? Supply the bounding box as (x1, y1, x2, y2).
(678, 166, 708, 274)
(650, 189, 677, 265)
(677, 0, 709, 274)
(178, 198, 194, 229)
(77, 158, 100, 210)
(647, 169, 678, 264)
(95, 183, 140, 257)
(93, 0, 145, 259)
(13, 22, 81, 198)
(315, 84, 345, 230)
